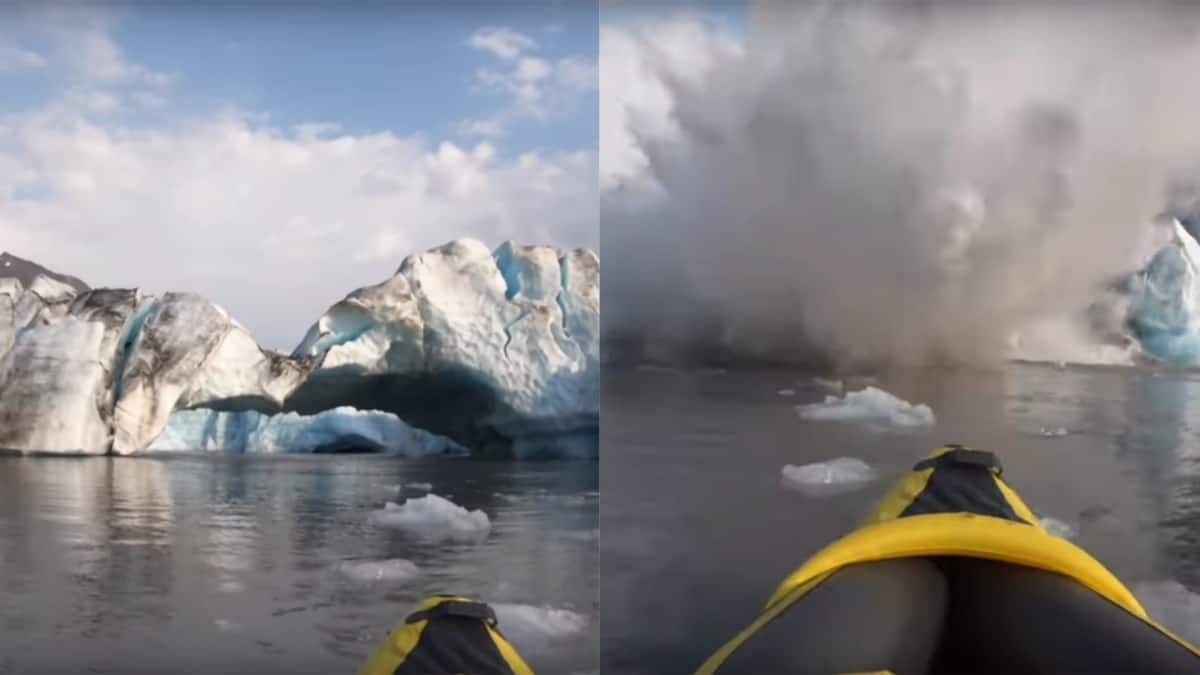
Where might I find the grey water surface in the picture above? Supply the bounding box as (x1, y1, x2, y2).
(0, 454, 598, 674)
(602, 362, 1200, 673)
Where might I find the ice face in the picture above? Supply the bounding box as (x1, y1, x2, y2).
(796, 386, 936, 430)
(145, 406, 467, 456)
(0, 238, 598, 456)
(1127, 220, 1200, 365)
(289, 238, 599, 453)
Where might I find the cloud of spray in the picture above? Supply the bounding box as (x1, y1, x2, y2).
(602, 1, 1200, 369)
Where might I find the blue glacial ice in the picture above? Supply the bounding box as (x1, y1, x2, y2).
(145, 406, 467, 456)
(1127, 220, 1200, 365)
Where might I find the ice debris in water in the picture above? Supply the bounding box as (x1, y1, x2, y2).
(796, 386, 935, 429)
(813, 378, 845, 393)
(368, 493, 491, 540)
(781, 457, 876, 497)
(1039, 516, 1076, 539)
(777, 388, 796, 397)
(1132, 580, 1200, 645)
(405, 482, 433, 491)
(1039, 426, 1070, 437)
(337, 558, 420, 583)
(493, 604, 589, 643)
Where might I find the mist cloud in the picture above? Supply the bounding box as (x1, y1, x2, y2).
(602, 1, 1200, 369)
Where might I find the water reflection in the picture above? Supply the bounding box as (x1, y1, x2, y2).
(0, 455, 597, 673)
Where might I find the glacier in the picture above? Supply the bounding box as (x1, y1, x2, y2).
(0, 239, 598, 458)
(289, 239, 599, 456)
(145, 406, 467, 456)
(1126, 219, 1200, 365)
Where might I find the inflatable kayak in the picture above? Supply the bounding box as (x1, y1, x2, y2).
(359, 595, 533, 675)
(698, 445, 1200, 674)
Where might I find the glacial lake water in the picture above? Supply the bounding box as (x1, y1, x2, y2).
(602, 363, 1200, 673)
(0, 454, 598, 674)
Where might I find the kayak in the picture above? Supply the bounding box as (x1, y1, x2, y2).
(358, 595, 533, 675)
(697, 445, 1200, 674)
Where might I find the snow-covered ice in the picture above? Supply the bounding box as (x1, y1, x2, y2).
(780, 458, 876, 497)
(337, 558, 420, 583)
(367, 493, 491, 539)
(796, 386, 935, 430)
(146, 406, 467, 456)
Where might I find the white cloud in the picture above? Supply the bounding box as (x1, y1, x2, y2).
(515, 57, 552, 82)
(459, 118, 507, 138)
(556, 57, 598, 91)
(467, 27, 535, 61)
(0, 110, 597, 350)
(0, 45, 47, 72)
(0, 12, 596, 351)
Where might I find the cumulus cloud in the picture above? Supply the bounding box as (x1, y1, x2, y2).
(467, 27, 536, 61)
(469, 26, 597, 121)
(603, 2, 1200, 368)
(0, 44, 46, 71)
(0, 11, 598, 351)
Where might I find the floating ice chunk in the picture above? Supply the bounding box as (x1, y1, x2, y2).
(813, 378, 844, 393)
(1039, 426, 1070, 437)
(1132, 580, 1200, 644)
(337, 558, 420, 583)
(368, 494, 491, 540)
(405, 482, 433, 491)
(781, 458, 876, 497)
(777, 388, 796, 397)
(493, 604, 589, 643)
(797, 386, 935, 429)
(1039, 516, 1076, 539)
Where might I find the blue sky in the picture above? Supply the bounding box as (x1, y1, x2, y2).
(0, 2, 598, 348)
(2, 2, 597, 156)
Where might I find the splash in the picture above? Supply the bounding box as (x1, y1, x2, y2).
(603, 1, 1200, 369)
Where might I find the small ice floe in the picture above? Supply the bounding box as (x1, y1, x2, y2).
(492, 604, 589, 643)
(405, 482, 433, 492)
(337, 558, 420, 583)
(368, 494, 491, 540)
(812, 377, 845, 394)
(1039, 516, 1076, 539)
(797, 386, 935, 430)
(1039, 427, 1070, 438)
(777, 388, 797, 397)
(214, 618, 241, 631)
(1132, 580, 1200, 644)
(780, 457, 876, 497)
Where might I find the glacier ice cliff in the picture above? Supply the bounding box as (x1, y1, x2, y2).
(0, 239, 599, 458)
(288, 239, 599, 456)
(1126, 219, 1200, 366)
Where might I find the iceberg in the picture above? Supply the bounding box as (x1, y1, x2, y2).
(112, 293, 313, 454)
(145, 406, 467, 456)
(780, 457, 876, 497)
(0, 239, 598, 457)
(1126, 219, 1200, 365)
(289, 239, 599, 455)
(367, 493, 492, 540)
(796, 386, 935, 430)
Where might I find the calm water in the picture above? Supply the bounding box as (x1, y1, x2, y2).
(602, 363, 1200, 674)
(0, 455, 598, 674)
